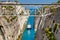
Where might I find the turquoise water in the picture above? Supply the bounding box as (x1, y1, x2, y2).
(22, 9, 35, 40)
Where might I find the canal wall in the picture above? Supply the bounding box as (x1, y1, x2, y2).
(35, 7, 60, 40)
(0, 2, 29, 40)
(34, 16, 42, 32)
(35, 13, 54, 40)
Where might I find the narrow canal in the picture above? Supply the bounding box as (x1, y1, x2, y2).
(22, 9, 35, 40)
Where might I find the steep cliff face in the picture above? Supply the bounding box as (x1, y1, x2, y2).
(0, 2, 29, 40)
(53, 7, 60, 40)
(0, 2, 20, 40)
(0, 15, 20, 40)
(35, 14, 54, 40)
(35, 7, 60, 40)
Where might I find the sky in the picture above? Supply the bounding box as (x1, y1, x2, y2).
(18, 0, 58, 9)
(0, 0, 58, 9)
(18, 0, 58, 4)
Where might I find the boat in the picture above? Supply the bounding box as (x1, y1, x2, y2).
(27, 24, 32, 29)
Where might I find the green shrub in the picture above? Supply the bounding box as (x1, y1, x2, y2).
(50, 6, 56, 15)
(45, 27, 56, 40)
(59, 25, 60, 28)
(3, 16, 10, 22)
(53, 23, 57, 32)
(57, 0, 60, 3)
(10, 16, 17, 21)
(53, 20, 55, 23)
(19, 11, 24, 15)
(43, 6, 49, 9)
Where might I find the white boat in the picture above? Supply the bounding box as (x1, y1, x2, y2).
(27, 24, 32, 29)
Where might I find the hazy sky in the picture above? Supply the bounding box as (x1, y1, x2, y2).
(18, 0, 58, 4)
(18, 0, 58, 9)
(0, 0, 58, 4)
(0, 0, 58, 9)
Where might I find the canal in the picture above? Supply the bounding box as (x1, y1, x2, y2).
(22, 9, 35, 40)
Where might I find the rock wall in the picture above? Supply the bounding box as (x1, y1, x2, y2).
(0, 2, 29, 40)
(35, 7, 60, 40)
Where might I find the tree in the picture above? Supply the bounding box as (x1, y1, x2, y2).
(45, 27, 56, 40)
(19, 11, 24, 15)
(57, 0, 60, 3)
(50, 6, 56, 15)
(14, 0, 18, 2)
(43, 6, 49, 9)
